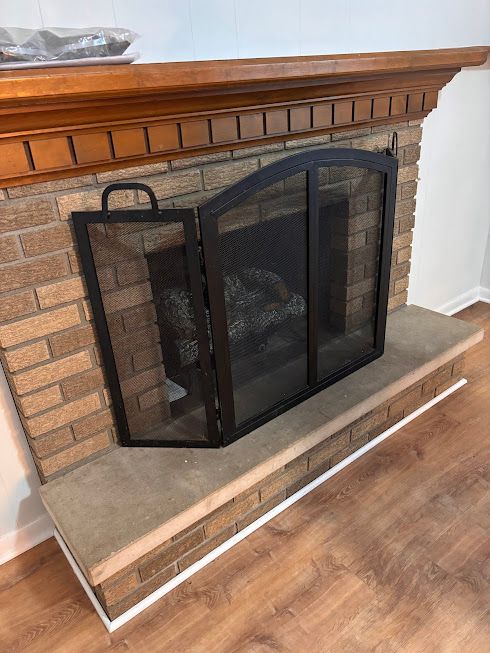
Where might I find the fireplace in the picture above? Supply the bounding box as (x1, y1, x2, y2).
(0, 47, 486, 625)
(74, 146, 397, 447)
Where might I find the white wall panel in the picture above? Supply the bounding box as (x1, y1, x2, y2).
(38, 0, 116, 28)
(299, 0, 351, 55)
(113, 0, 194, 62)
(0, 366, 46, 538)
(190, 0, 238, 61)
(409, 64, 490, 311)
(0, 0, 43, 28)
(481, 230, 490, 291)
(236, 0, 300, 58)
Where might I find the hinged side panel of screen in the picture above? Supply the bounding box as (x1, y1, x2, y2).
(75, 212, 219, 447)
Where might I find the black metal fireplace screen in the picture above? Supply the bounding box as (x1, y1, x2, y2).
(73, 147, 397, 448)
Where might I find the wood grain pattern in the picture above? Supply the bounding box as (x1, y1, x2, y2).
(111, 129, 147, 159)
(373, 96, 391, 118)
(0, 47, 487, 187)
(29, 138, 73, 170)
(390, 94, 408, 115)
(211, 116, 238, 143)
(312, 104, 333, 127)
(1, 303, 488, 653)
(180, 120, 210, 148)
(1, 47, 487, 102)
(0, 142, 30, 176)
(72, 133, 112, 164)
(334, 101, 353, 124)
(354, 98, 372, 121)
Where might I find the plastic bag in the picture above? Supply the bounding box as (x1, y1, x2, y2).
(0, 27, 139, 64)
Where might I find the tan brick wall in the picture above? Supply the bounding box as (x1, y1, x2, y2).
(0, 122, 421, 481)
(95, 354, 463, 620)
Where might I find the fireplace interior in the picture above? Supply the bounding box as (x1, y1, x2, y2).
(74, 147, 397, 447)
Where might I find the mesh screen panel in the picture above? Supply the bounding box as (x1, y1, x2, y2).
(216, 171, 309, 426)
(317, 165, 383, 380)
(78, 151, 395, 446)
(87, 220, 211, 443)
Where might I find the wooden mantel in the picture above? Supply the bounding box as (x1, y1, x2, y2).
(0, 46, 487, 187)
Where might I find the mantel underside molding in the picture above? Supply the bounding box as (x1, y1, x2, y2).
(0, 46, 487, 187)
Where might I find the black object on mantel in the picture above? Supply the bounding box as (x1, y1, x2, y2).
(73, 147, 398, 448)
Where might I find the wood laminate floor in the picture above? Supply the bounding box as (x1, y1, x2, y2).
(1, 303, 489, 653)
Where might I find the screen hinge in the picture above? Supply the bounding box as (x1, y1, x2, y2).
(197, 241, 207, 274)
(216, 404, 223, 428)
(386, 131, 398, 158)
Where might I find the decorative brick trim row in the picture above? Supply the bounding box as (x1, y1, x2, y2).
(93, 355, 464, 620)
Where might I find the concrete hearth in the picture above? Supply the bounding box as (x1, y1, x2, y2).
(40, 305, 482, 595)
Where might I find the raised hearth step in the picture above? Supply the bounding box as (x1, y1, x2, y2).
(40, 304, 482, 588)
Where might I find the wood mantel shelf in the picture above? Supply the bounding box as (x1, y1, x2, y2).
(0, 46, 488, 187)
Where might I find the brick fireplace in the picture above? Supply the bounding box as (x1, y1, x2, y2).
(0, 47, 486, 626)
(2, 125, 417, 475)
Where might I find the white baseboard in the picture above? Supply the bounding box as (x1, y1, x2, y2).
(436, 286, 490, 316)
(479, 286, 490, 303)
(436, 287, 480, 315)
(56, 378, 467, 633)
(0, 513, 53, 566)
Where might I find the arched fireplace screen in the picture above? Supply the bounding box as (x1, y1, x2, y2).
(74, 148, 397, 448)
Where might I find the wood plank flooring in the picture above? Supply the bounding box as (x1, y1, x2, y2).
(1, 303, 489, 653)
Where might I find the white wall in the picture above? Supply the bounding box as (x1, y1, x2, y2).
(0, 365, 52, 564)
(0, 0, 489, 562)
(481, 230, 490, 296)
(409, 61, 490, 314)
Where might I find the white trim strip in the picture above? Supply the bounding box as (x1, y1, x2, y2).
(436, 286, 490, 316)
(54, 529, 113, 631)
(57, 378, 467, 633)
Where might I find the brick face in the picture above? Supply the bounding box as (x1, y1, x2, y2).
(49, 324, 96, 357)
(56, 188, 135, 221)
(203, 159, 259, 190)
(39, 430, 112, 477)
(27, 392, 101, 438)
(259, 457, 308, 501)
(21, 223, 74, 257)
(0, 305, 81, 348)
(96, 162, 168, 183)
(0, 254, 68, 293)
(72, 409, 113, 440)
(138, 170, 202, 201)
(0, 199, 55, 233)
(7, 176, 94, 199)
(102, 572, 140, 606)
(30, 427, 74, 458)
(18, 385, 64, 417)
(36, 276, 86, 308)
(307, 430, 350, 469)
(61, 367, 105, 401)
(0, 236, 21, 263)
(139, 527, 205, 582)
(12, 351, 92, 395)
(3, 340, 50, 372)
(204, 493, 260, 537)
(178, 525, 236, 572)
(0, 123, 421, 480)
(0, 290, 37, 323)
